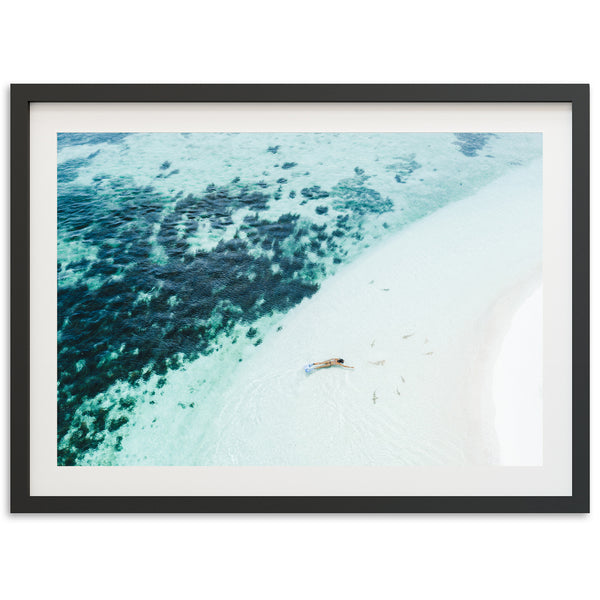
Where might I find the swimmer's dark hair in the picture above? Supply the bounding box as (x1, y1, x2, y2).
(338, 358, 344, 363)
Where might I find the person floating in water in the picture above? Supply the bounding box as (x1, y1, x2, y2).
(304, 358, 354, 373)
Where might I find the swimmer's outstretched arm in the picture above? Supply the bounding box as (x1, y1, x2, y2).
(339, 364, 355, 369)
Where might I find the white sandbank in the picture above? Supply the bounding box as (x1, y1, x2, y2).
(492, 285, 543, 465)
(107, 159, 543, 466)
(190, 159, 543, 466)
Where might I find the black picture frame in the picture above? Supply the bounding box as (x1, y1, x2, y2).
(11, 84, 590, 513)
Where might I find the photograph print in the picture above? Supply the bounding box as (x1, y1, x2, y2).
(57, 131, 543, 467)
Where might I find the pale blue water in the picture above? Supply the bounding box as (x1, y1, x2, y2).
(57, 132, 542, 465)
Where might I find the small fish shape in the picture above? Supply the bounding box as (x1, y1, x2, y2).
(401, 376, 405, 383)
(368, 280, 374, 285)
(380, 288, 390, 292)
(369, 360, 386, 366)
(424, 351, 434, 355)
(395, 387, 401, 396)
(403, 333, 414, 339)
(372, 391, 378, 404)
(370, 339, 375, 348)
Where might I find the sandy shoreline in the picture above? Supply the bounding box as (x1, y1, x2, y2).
(103, 158, 543, 466)
(191, 159, 544, 465)
(492, 284, 543, 465)
(463, 272, 542, 464)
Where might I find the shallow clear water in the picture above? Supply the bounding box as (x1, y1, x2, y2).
(57, 132, 541, 465)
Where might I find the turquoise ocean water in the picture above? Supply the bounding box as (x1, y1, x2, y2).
(57, 132, 542, 465)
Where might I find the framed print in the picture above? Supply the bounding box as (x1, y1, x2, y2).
(11, 84, 589, 512)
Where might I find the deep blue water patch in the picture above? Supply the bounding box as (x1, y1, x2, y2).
(453, 133, 494, 157)
(58, 156, 95, 184)
(58, 167, 389, 464)
(331, 170, 394, 216)
(301, 186, 330, 200)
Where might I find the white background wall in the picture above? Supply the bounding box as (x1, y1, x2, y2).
(0, 1, 596, 598)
